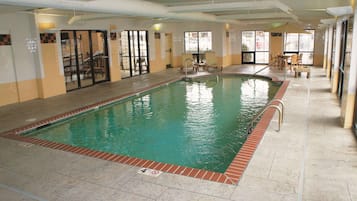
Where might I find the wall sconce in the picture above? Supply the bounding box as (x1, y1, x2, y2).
(153, 23, 162, 31)
(39, 22, 56, 31)
(225, 23, 230, 30)
(26, 38, 37, 53)
(351, 0, 355, 10)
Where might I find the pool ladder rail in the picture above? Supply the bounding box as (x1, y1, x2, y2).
(247, 99, 284, 134)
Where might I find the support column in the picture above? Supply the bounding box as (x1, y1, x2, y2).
(341, 11, 357, 128)
(326, 25, 333, 78)
(37, 32, 66, 98)
(109, 31, 121, 82)
(150, 32, 165, 73)
(331, 21, 342, 93)
(0, 33, 19, 106)
(323, 29, 329, 69)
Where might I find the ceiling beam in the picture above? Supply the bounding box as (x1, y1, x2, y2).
(217, 12, 290, 20)
(167, 0, 299, 22)
(273, 0, 299, 21)
(167, 1, 277, 13)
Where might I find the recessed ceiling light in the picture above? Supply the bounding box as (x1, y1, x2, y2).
(326, 6, 353, 17)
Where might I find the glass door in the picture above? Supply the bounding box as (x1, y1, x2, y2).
(61, 31, 93, 90)
(138, 31, 149, 74)
(120, 30, 149, 78)
(120, 31, 131, 78)
(91, 30, 110, 83)
(338, 21, 348, 100)
(76, 30, 94, 88)
(61, 31, 79, 91)
(61, 30, 109, 91)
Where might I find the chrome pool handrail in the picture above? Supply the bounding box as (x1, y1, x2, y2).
(247, 99, 284, 133)
(269, 98, 285, 123)
(184, 58, 194, 78)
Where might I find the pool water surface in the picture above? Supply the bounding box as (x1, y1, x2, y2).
(24, 75, 281, 173)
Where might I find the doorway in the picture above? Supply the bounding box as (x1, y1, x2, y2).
(61, 30, 109, 91)
(120, 30, 149, 78)
(165, 33, 173, 68)
(337, 20, 349, 100)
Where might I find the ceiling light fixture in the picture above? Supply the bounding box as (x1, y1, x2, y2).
(326, 6, 353, 17)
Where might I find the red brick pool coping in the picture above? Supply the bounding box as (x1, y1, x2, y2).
(0, 74, 289, 185)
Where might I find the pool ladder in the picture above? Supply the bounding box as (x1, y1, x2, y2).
(247, 99, 284, 134)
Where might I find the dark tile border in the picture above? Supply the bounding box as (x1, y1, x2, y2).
(110, 32, 117, 40)
(40, 33, 56, 44)
(0, 34, 11, 46)
(0, 74, 289, 185)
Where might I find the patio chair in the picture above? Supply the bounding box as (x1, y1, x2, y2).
(204, 51, 222, 72)
(180, 53, 196, 74)
(290, 54, 299, 71)
(294, 64, 310, 78)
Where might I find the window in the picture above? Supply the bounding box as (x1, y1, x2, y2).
(284, 30, 315, 65)
(241, 31, 270, 64)
(184, 31, 212, 62)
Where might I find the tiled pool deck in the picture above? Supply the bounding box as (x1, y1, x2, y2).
(0, 65, 356, 201)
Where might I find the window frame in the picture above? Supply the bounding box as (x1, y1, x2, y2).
(241, 30, 270, 64)
(283, 30, 315, 65)
(184, 31, 212, 63)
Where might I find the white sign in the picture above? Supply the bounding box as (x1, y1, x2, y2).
(137, 168, 162, 177)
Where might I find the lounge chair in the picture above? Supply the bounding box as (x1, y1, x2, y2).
(294, 66, 310, 78)
(204, 51, 222, 72)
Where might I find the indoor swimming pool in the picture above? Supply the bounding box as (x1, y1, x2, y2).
(23, 75, 281, 173)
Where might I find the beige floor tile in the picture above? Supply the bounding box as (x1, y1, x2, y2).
(121, 179, 169, 199)
(230, 186, 297, 201)
(157, 188, 231, 201)
(0, 187, 38, 201)
(303, 179, 350, 201)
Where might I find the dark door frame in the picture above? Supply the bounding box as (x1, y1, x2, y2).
(337, 20, 348, 100)
(121, 30, 150, 78)
(61, 30, 110, 91)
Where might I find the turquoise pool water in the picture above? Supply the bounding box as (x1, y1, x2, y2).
(24, 75, 281, 173)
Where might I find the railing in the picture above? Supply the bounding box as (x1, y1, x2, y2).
(184, 58, 194, 78)
(247, 98, 284, 133)
(269, 99, 284, 122)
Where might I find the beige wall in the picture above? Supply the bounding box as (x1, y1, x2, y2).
(0, 13, 42, 106)
(0, 82, 19, 106)
(222, 31, 232, 67)
(314, 54, 324, 66)
(38, 42, 66, 98)
(109, 36, 121, 82)
(150, 33, 166, 73)
(270, 34, 283, 58)
(172, 55, 181, 68)
(314, 29, 325, 67)
(341, 94, 355, 128)
(232, 54, 242, 64)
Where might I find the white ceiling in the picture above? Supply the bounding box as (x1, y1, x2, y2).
(0, 0, 353, 28)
